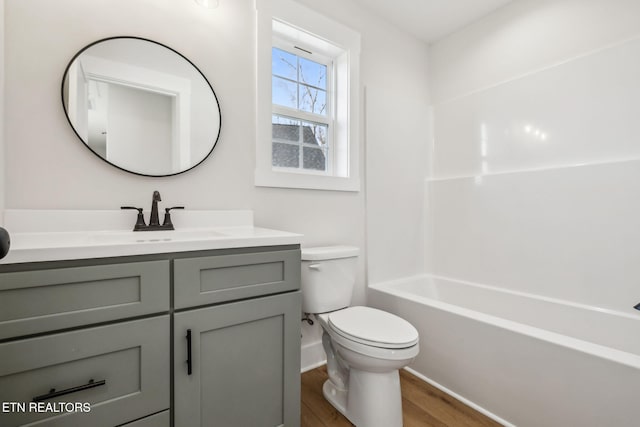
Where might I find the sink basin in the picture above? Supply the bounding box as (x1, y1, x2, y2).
(86, 229, 229, 244)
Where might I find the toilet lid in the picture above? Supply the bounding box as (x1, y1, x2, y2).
(328, 306, 419, 349)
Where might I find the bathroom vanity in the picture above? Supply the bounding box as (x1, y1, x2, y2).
(0, 210, 302, 427)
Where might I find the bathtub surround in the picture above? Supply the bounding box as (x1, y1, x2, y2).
(367, 0, 640, 425)
(428, 0, 640, 316)
(430, 160, 640, 312)
(429, 0, 640, 105)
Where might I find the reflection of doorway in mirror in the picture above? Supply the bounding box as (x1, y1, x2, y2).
(101, 83, 173, 175)
(72, 55, 192, 174)
(87, 80, 108, 158)
(67, 61, 90, 142)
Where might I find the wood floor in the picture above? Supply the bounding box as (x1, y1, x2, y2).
(301, 366, 502, 427)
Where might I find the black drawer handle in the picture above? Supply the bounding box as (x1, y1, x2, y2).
(186, 329, 193, 375)
(33, 379, 106, 402)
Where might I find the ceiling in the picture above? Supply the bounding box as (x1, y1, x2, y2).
(350, 0, 514, 43)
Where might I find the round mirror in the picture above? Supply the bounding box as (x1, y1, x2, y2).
(62, 37, 221, 177)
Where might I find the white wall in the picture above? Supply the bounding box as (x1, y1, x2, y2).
(3, 0, 429, 368)
(360, 13, 430, 286)
(428, 0, 640, 312)
(5, 0, 253, 212)
(290, 0, 430, 287)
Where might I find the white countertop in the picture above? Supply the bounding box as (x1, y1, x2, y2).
(0, 210, 303, 265)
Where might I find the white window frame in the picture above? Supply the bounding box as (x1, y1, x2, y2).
(256, 0, 361, 192)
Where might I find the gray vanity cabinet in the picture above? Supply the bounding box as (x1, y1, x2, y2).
(0, 245, 301, 427)
(173, 248, 302, 427)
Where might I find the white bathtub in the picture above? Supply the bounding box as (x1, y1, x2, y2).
(369, 275, 640, 427)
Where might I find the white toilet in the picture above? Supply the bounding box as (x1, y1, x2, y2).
(301, 246, 419, 427)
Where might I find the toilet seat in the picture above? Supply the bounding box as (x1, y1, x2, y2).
(327, 306, 419, 349)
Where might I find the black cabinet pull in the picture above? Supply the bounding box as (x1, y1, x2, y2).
(186, 329, 193, 375)
(32, 379, 106, 402)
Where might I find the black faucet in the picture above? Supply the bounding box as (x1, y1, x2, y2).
(121, 191, 184, 231)
(149, 191, 162, 227)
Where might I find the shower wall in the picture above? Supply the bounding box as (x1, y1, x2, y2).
(427, 0, 640, 313)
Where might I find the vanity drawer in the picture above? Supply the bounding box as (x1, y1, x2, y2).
(0, 260, 170, 339)
(174, 249, 300, 309)
(0, 315, 169, 427)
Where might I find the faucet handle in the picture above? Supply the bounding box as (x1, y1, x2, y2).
(121, 206, 142, 212)
(121, 206, 147, 231)
(162, 206, 185, 229)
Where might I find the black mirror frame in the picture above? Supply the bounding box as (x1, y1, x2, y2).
(61, 36, 222, 178)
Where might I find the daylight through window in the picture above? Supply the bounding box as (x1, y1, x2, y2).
(271, 45, 333, 173)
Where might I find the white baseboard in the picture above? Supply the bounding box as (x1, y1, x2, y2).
(404, 367, 515, 427)
(301, 340, 326, 373)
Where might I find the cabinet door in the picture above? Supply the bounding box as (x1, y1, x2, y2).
(0, 316, 169, 427)
(174, 292, 301, 427)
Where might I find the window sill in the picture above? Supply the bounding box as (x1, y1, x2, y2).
(255, 168, 360, 192)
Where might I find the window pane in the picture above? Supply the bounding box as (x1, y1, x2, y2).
(299, 57, 326, 90)
(301, 121, 328, 146)
(272, 115, 300, 142)
(273, 142, 300, 168)
(272, 47, 297, 80)
(272, 76, 297, 109)
(270, 46, 332, 173)
(299, 85, 327, 115)
(303, 147, 326, 171)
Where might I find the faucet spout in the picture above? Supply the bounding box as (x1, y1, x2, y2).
(150, 191, 162, 226)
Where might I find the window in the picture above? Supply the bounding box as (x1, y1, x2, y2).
(271, 45, 331, 173)
(256, 0, 361, 191)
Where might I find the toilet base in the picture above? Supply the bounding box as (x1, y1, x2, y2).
(322, 379, 348, 416)
(323, 368, 403, 427)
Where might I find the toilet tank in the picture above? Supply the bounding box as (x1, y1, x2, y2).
(300, 246, 359, 313)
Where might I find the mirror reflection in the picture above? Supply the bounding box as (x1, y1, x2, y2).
(62, 37, 221, 176)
